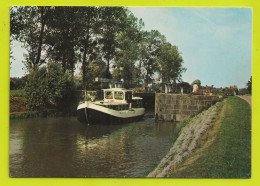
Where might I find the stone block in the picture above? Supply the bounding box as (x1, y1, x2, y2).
(159, 107, 165, 112)
(198, 100, 205, 106)
(186, 100, 192, 105)
(182, 111, 191, 115)
(191, 100, 197, 105)
(155, 94, 219, 122)
(173, 110, 180, 114)
(166, 95, 172, 103)
(165, 104, 174, 110)
(165, 114, 172, 121)
(174, 104, 181, 109)
(159, 114, 164, 120)
(189, 105, 198, 111)
(176, 114, 182, 121)
(171, 97, 176, 104)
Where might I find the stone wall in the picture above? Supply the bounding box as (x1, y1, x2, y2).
(155, 94, 219, 122)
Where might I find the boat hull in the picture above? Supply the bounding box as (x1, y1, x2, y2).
(77, 107, 144, 124)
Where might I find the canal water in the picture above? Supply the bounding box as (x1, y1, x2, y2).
(9, 114, 177, 177)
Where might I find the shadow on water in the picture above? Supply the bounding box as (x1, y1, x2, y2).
(10, 114, 177, 177)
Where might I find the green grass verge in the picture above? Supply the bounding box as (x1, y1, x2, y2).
(9, 110, 64, 120)
(10, 89, 26, 97)
(170, 96, 251, 178)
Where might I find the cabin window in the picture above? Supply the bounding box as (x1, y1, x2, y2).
(105, 91, 113, 99)
(114, 91, 124, 100)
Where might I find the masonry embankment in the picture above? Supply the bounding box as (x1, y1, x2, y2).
(148, 102, 221, 177)
(155, 94, 219, 122)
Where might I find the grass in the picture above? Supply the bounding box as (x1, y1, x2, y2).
(169, 96, 251, 178)
(168, 119, 190, 147)
(9, 89, 64, 119)
(10, 89, 26, 97)
(9, 110, 64, 120)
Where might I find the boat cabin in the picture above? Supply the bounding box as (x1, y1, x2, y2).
(103, 88, 132, 103)
(95, 88, 143, 110)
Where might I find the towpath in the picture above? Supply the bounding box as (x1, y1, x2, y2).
(237, 96, 252, 108)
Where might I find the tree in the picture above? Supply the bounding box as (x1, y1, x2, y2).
(10, 75, 28, 90)
(76, 7, 100, 90)
(113, 11, 144, 88)
(84, 59, 107, 90)
(25, 62, 75, 111)
(191, 79, 201, 88)
(157, 42, 186, 83)
(99, 7, 128, 79)
(10, 6, 51, 71)
(139, 30, 166, 84)
(45, 7, 83, 75)
(246, 76, 252, 94)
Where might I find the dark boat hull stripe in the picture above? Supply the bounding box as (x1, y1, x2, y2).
(77, 108, 144, 124)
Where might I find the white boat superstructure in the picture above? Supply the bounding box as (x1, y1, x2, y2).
(77, 88, 145, 124)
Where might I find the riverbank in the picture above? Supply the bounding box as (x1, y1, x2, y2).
(148, 96, 251, 178)
(10, 89, 79, 119)
(10, 91, 63, 119)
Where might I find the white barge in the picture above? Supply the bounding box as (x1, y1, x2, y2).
(77, 88, 145, 124)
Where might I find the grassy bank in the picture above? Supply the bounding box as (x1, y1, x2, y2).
(169, 96, 251, 178)
(10, 89, 75, 119)
(10, 89, 26, 97)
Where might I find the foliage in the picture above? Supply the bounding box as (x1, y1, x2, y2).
(238, 88, 249, 95)
(11, 6, 51, 71)
(139, 30, 166, 84)
(45, 7, 82, 75)
(99, 7, 129, 78)
(10, 75, 28, 90)
(223, 86, 237, 96)
(113, 10, 144, 88)
(246, 76, 252, 94)
(84, 59, 107, 90)
(74, 7, 101, 89)
(157, 42, 186, 83)
(11, 6, 186, 92)
(177, 82, 191, 93)
(25, 62, 75, 111)
(191, 79, 201, 88)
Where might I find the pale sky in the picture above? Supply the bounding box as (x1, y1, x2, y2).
(128, 7, 252, 88)
(10, 7, 252, 88)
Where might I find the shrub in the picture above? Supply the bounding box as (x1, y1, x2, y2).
(238, 88, 249, 95)
(25, 62, 75, 112)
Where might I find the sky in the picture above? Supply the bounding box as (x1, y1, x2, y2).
(10, 7, 252, 88)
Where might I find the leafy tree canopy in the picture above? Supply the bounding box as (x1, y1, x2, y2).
(191, 79, 202, 88)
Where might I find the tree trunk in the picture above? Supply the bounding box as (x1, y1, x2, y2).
(106, 57, 110, 79)
(82, 48, 87, 90)
(62, 54, 66, 72)
(35, 7, 46, 67)
(82, 26, 90, 90)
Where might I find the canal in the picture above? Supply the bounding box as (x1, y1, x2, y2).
(9, 114, 177, 177)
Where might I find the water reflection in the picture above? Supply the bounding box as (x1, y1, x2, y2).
(10, 116, 177, 177)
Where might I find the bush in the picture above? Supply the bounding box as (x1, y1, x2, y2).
(25, 62, 75, 112)
(10, 75, 28, 90)
(238, 88, 249, 95)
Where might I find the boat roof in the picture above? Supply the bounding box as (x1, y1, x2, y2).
(102, 88, 133, 92)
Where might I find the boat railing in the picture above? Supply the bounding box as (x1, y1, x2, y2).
(77, 90, 99, 102)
